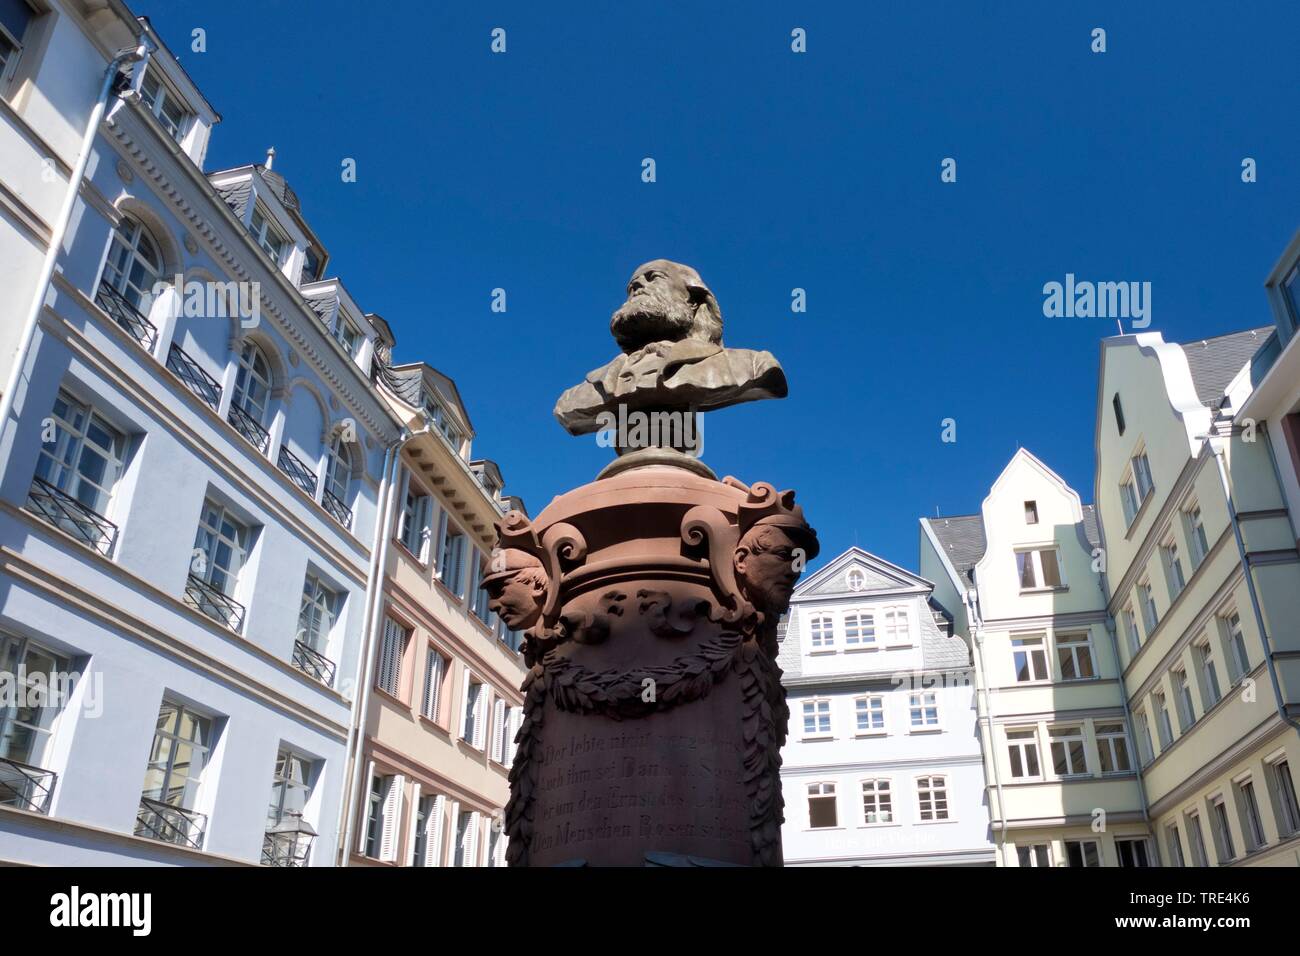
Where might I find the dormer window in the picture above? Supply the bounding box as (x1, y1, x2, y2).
(140, 69, 189, 142)
(248, 206, 287, 264)
(300, 248, 322, 285)
(422, 392, 464, 452)
(0, 1, 34, 93)
(1284, 262, 1300, 329)
(332, 314, 360, 356)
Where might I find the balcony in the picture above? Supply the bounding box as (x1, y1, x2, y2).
(166, 342, 222, 410)
(321, 489, 352, 528)
(95, 283, 158, 351)
(277, 445, 318, 497)
(262, 813, 316, 867)
(184, 573, 246, 631)
(227, 402, 270, 455)
(291, 639, 336, 687)
(135, 796, 207, 850)
(0, 757, 57, 814)
(25, 476, 118, 555)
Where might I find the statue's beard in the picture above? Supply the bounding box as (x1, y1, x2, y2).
(610, 288, 696, 353)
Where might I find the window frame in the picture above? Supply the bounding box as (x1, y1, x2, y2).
(915, 774, 950, 822)
(1014, 546, 1065, 592)
(802, 697, 832, 739)
(853, 694, 886, 736)
(860, 778, 893, 825)
(807, 781, 838, 829)
(1005, 726, 1042, 780)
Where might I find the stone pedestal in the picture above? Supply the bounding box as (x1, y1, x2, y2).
(497, 466, 817, 867)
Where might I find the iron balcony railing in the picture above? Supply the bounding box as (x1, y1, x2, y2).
(262, 829, 315, 867)
(184, 573, 246, 631)
(277, 445, 318, 497)
(135, 796, 207, 850)
(95, 282, 158, 351)
(25, 476, 118, 555)
(0, 757, 57, 814)
(227, 401, 270, 455)
(321, 489, 352, 528)
(166, 342, 222, 410)
(291, 639, 336, 687)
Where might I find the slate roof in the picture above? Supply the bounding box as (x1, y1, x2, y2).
(255, 165, 301, 212)
(212, 178, 251, 220)
(1178, 327, 1271, 412)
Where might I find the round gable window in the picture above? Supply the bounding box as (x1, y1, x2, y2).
(846, 569, 865, 591)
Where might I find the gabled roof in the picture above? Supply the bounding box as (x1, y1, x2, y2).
(792, 546, 934, 600)
(1178, 327, 1271, 412)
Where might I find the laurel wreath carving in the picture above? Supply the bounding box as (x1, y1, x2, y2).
(504, 633, 788, 867)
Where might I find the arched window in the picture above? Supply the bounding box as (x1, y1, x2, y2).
(325, 436, 352, 502)
(846, 568, 865, 591)
(232, 342, 272, 424)
(102, 216, 163, 312)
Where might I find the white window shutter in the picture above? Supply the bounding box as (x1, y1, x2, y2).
(406, 784, 422, 866)
(447, 800, 461, 865)
(465, 812, 479, 867)
(459, 670, 472, 741)
(358, 760, 376, 853)
(509, 707, 523, 764)
(434, 508, 447, 573)
(426, 794, 446, 867)
(473, 691, 486, 749)
(492, 698, 506, 761)
(379, 774, 405, 862)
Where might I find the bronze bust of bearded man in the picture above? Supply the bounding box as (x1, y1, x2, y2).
(553, 260, 788, 435)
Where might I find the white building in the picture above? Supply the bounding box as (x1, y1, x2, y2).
(778, 547, 995, 866)
(0, 9, 404, 865)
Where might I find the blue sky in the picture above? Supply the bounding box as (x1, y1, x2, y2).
(149, 1, 1300, 575)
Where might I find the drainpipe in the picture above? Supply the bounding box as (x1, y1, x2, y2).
(1199, 433, 1300, 736)
(0, 41, 151, 434)
(338, 423, 430, 864)
(965, 589, 1010, 866)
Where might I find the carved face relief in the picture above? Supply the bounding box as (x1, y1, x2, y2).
(485, 568, 547, 631)
(734, 525, 804, 617)
(610, 260, 698, 353)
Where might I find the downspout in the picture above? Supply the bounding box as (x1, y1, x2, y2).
(1201, 434, 1300, 736)
(338, 424, 430, 864)
(0, 41, 151, 433)
(967, 589, 1010, 866)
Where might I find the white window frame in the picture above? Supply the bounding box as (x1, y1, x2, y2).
(1011, 634, 1049, 683)
(376, 616, 408, 698)
(1161, 533, 1186, 598)
(915, 775, 950, 822)
(140, 67, 190, 143)
(808, 614, 835, 651)
(248, 204, 288, 264)
(908, 691, 940, 732)
(853, 694, 886, 736)
(1219, 609, 1250, 680)
(1095, 722, 1132, 774)
(1194, 636, 1222, 709)
(1015, 546, 1064, 591)
(843, 611, 876, 648)
(807, 782, 838, 829)
(1173, 666, 1195, 732)
(1055, 631, 1095, 681)
(860, 778, 893, 825)
(881, 607, 911, 646)
(1184, 500, 1209, 568)
(1006, 727, 1041, 779)
(420, 644, 446, 722)
(802, 698, 832, 739)
(1048, 725, 1088, 777)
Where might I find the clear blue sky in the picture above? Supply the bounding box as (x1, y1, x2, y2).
(148, 1, 1300, 576)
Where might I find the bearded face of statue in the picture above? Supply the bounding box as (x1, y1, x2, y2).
(610, 260, 698, 353)
(485, 568, 547, 630)
(734, 525, 804, 617)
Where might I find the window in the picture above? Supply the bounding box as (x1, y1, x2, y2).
(1016, 548, 1062, 589)
(807, 782, 837, 828)
(1024, 500, 1038, 524)
(1017, 844, 1051, 867)
(470, 552, 494, 626)
(1012, 635, 1048, 682)
(399, 481, 432, 560)
(1166, 823, 1186, 867)
(300, 247, 322, 285)
(496, 703, 516, 764)
(101, 216, 164, 313)
(324, 436, 352, 508)
(462, 677, 484, 747)
(436, 514, 468, 597)
(296, 573, 340, 654)
(1006, 728, 1041, 779)
(421, 391, 465, 452)
(846, 568, 865, 591)
(1173, 667, 1195, 732)
(333, 313, 361, 356)
(264, 750, 315, 863)
(140, 69, 189, 142)
(421, 647, 446, 721)
(376, 617, 408, 697)
(412, 793, 445, 867)
(1185, 502, 1209, 568)
(1209, 795, 1236, 862)
(1220, 610, 1250, 679)
(248, 206, 287, 263)
(1116, 838, 1152, 867)
(908, 692, 939, 730)
(1122, 605, 1141, 656)
(453, 810, 479, 866)
(1194, 637, 1222, 709)
(1236, 778, 1266, 852)
(31, 390, 126, 551)
(363, 773, 402, 861)
(232, 342, 273, 428)
(1134, 709, 1154, 765)
(1185, 810, 1209, 866)
(0, 633, 68, 803)
(916, 775, 949, 821)
(1112, 393, 1126, 435)
(1049, 726, 1087, 776)
(137, 699, 213, 847)
(1056, 632, 1095, 680)
(1268, 759, 1300, 838)
(1064, 840, 1101, 867)
(843, 612, 875, 646)
(882, 607, 910, 644)
(190, 499, 250, 621)
(1162, 536, 1186, 597)
(1120, 450, 1154, 526)
(1153, 690, 1173, 749)
(0, 0, 33, 88)
(854, 696, 885, 734)
(1096, 723, 1132, 773)
(861, 779, 892, 824)
(803, 699, 831, 737)
(1138, 580, 1159, 634)
(809, 614, 834, 649)
(1133, 450, 1154, 501)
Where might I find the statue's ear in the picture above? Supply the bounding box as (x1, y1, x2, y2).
(733, 546, 749, 574)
